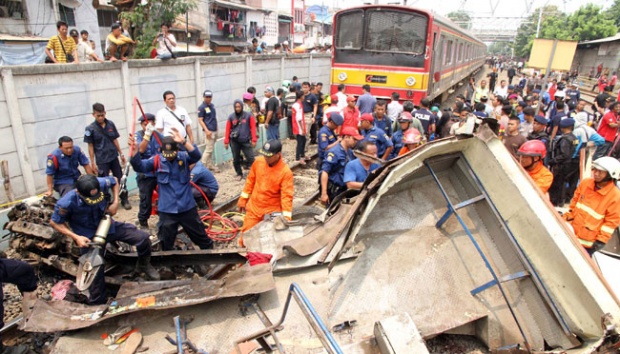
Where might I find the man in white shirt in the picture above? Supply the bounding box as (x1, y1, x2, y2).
(156, 90, 194, 144)
(152, 23, 177, 59)
(74, 29, 102, 63)
(494, 80, 508, 98)
(387, 92, 403, 123)
(335, 84, 348, 111)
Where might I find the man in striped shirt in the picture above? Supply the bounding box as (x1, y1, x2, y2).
(45, 21, 78, 64)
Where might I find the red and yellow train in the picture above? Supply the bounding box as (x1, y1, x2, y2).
(330, 5, 486, 104)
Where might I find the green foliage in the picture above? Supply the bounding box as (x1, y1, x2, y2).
(119, 0, 197, 58)
(513, 3, 617, 59)
(605, 0, 620, 28)
(488, 42, 512, 55)
(447, 11, 472, 30)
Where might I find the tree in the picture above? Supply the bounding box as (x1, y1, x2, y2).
(513, 4, 617, 59)
(606, 0, 620, 28)
(447, 11, 471, 30)
(488, 42, 512, 56)
(119, 0, 196, 58)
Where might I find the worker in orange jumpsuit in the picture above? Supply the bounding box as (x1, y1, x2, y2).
(563, 156, 620, 256)
(516, 140, 553, 194)
(397, 129, 423, 157)
(238, 139, 294, 239)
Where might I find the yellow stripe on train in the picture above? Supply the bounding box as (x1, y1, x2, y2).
(331, 68, 428, 90)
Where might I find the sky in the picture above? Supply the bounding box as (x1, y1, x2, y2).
(305, 0, 616, 20)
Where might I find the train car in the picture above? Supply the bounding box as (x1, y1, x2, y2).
(331, 5, 486, 104)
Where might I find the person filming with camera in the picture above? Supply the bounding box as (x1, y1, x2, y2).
(152, 23, 177, 60)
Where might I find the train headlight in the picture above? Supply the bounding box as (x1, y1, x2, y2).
(337, 72, 347, 81)
(406, 76, 416, 86)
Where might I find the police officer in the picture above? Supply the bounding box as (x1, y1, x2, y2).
(134, 113, 164, 228)
(317, 113, 344, 170)
(50, 175, 159, 305)
(548, 118, 579, 206)
(360, 113, 393, 161)
(45, 136, 93, 197)
(130, 128, 214, 251)
(413, 98, 437, 139)
(320, 126, 363, 205)
(190, 161, 219, 208)
(527, 115, 550, 147)
(84, 102, 131, 210)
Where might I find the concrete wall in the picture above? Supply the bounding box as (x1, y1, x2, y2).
(0, 54, 331, 204)
(572, 41, 620, 77)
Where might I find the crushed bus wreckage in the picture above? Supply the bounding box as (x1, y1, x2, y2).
(8, 126, 620, 353)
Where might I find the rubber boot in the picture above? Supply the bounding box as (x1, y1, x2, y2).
(135, 256, 160, 280)
(121, 197, 132, 210)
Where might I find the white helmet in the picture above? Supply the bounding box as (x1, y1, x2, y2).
(554, 90, 566, 98)
(592, 156, 620, 180)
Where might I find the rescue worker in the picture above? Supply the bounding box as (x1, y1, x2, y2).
(517, 140, 553, 194)
(0, 257, 37, 353)
(527, 115, 550, 149)
(390, 112, 423, 159)
(360, 113, 393, 161)
(548, 118, 580, 206)
(564, 156, 620, 256)
(84, 103, 131, 210)
(50, 175, 159, 305)
(133, 113, 164, 229)
(344, 141, 380, 190)
(320, 126, 363, 205)
(45, 136, 93, 197)
(238, 140, 293, 236)
(130, 129, 214, 251)
(189, 161, 219, 208)
(398, 129, 423, 157)
(224, 99, 257, 181)
(372, 100, 392, 137)
(318, 113, 344, 169)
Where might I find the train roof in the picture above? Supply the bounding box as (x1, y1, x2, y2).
(334, 5, 484, 46)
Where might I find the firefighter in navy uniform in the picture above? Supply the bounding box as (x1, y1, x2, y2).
(319, 126, 363, 205)
(548, 118, 580, 206)
(133, 113, 164, 228)
(50, 175, 158, 305)
(317, 113, 344, 170)
(130, 128, 214, 251)
(45, 136, 93, 197)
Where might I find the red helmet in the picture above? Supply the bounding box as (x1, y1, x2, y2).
(398, 112, 413, 122)
(403, 129, 422, 144)
(517, 140, 546, 158)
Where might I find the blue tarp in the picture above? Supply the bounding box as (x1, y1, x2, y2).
(0, 41, 47, 65)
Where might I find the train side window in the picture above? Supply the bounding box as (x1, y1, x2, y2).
(445, 40, 453, 65)
(335, 10, 364, 50)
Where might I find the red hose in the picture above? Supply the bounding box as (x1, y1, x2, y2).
(191, 181, 241, 242)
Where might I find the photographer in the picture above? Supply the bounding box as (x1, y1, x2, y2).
(152, 23, 177, 60)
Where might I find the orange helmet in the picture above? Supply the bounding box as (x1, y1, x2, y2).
(517, 140, 546, 158)
(403, 129, 422, 144)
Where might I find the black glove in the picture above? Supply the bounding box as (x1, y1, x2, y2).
(591, 240, 606, 253)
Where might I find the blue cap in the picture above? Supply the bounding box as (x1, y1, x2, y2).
(532, 89, 541, 94)
(138, 113, 155, 122)
(534, 115, 548, 125)
(559, 118, 575, 128)
(508, 85, 515, 89)
(329, 113, 344, 126)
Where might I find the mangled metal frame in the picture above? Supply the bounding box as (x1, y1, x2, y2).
(22, 128, 620, 353)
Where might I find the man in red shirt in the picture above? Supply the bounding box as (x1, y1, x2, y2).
(594, 101, 620, 159)
(342, 95, 360, 131)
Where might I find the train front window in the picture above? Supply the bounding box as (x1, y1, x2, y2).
(365, 10, 427, 55)
(335, 10, 364, 50)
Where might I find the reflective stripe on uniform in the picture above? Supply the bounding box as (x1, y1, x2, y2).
(240, 192, 250, 199)
(282, 211, 292, 218)
(601, 225, 616, 235)
(579, 238, 594, 248)
(575, 202, 604, 220)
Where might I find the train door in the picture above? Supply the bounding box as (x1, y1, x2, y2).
(429, 32, 443, 98)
